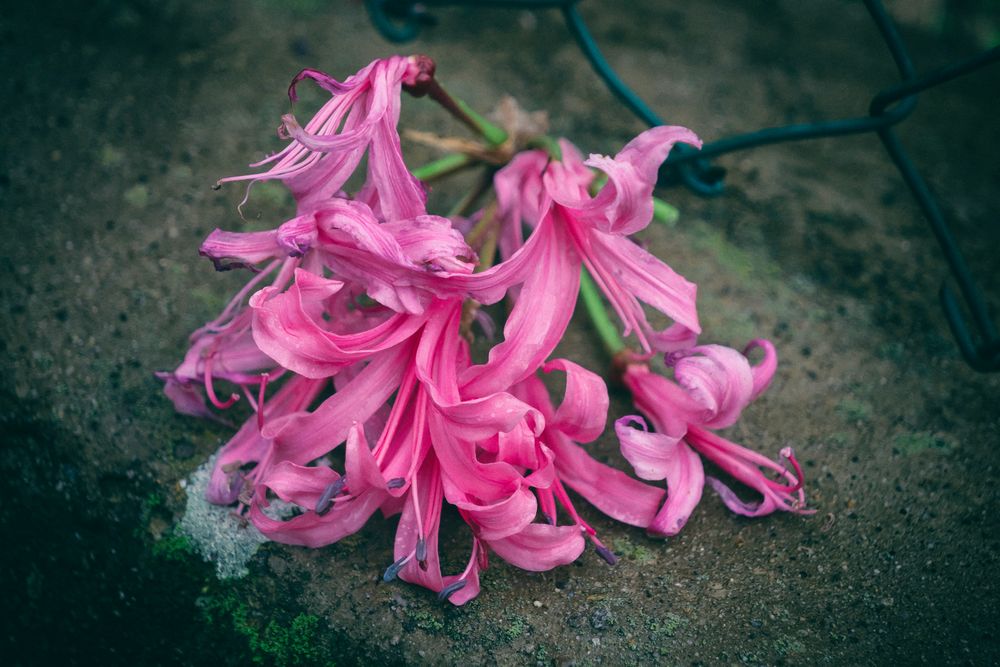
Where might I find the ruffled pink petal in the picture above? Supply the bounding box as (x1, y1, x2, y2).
(256, 460, 340, 509)
(221, 57, 423, 215)
(614, 415, 682, 481)
(586, 229, 700, 344)
(199, 229, 281, 271)
(671, 344, 754, 429)
(447, 484, 537, 541)
(264, 342, 412, 465)
(645, 437, 704, 537)
(494, 420, 543, 470)
(488, 523, 585, 571)
(542, 359, 608, 444)
(459, 217, 580, 396)
(249, 487, 385, 548)
(383, 215, 476, 274)
(494, 150, 551, 259)
(413, 299, 545, 442)
(548, 126, 701, 236)
(345, 423, 387, 493)
(622, 363, 702, 435)
(427, 403, 529, 504)
(744, 338, 778, 401)
(586, 126, 701, 235)
(249, 269, 427, 378)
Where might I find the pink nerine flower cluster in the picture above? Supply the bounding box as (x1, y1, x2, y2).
(162, 56, 810, 604)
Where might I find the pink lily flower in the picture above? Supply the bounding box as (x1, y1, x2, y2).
(487, 126, 704, 355)
(616, 339, 812, 536)
(243, 297, 649, 604)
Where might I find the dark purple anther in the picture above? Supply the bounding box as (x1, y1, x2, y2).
(386, 477, 406, 489)
(542, 513, 555, 526)
(595, 544, 618, 566)
(315, 476, 347, 516)
(437, 579, 467, 602)
(415, 538, 427, 562)
(382, 555, 410, 583)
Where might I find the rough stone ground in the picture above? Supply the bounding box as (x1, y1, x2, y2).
(3, 0, 999, 665)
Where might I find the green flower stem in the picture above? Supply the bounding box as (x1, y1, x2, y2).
(426, 80, 509, 147)
(653, 197, 679, 226)
(453, 96, 509, 147)
(579, 268, 625, 355)
(412, 153, 472, 181)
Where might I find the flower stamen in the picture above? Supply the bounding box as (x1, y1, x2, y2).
(203, 356, 240, 409)
(316, 475, 347, 516)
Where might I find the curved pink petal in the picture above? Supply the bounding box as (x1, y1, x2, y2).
(649, 322, 700, 354)
(157, 374, 215, 420)
(614, 415, 682, 481)
(622, 363, 702, 435)
(448, 484, 537, 541)
(249, 269, 426, 378)
(586, 229, 700, 344)
(364, 89, 427, 221)
(645, 438, 704, 537)
(204, 375, 325, 505)
(584, 126, 701, 235)
(413, 299, 545, 442)
(383, 215, 476, 274)
(494, 149, 551, 259)
(459, 217, 580, 396)
(257, 460, 339, 509)
(345, 423, 387, 493)
(249, 489, 385, 548)
(488, 523, 585, 571)
(222, 57, 424, 216)
(744, 338, 778, 401)
(671, 344, 754, 429)
(543, 358, 608, 443)
(264, 342, 412, 464)
(199, 229, 280, 271)
(548, 126, 701, 236)
(541, 139, 593, 205)
(275, 213, 319, 257)
(394, 457, 446, 592)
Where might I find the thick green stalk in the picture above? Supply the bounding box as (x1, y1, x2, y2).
(653, 197, 679, 226)
(579, 268, 625, 355)
(453, 97, 509, 147)
(411, 153, 472, 181)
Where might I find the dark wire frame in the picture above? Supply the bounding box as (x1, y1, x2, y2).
(365, 0, 1000, 372)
